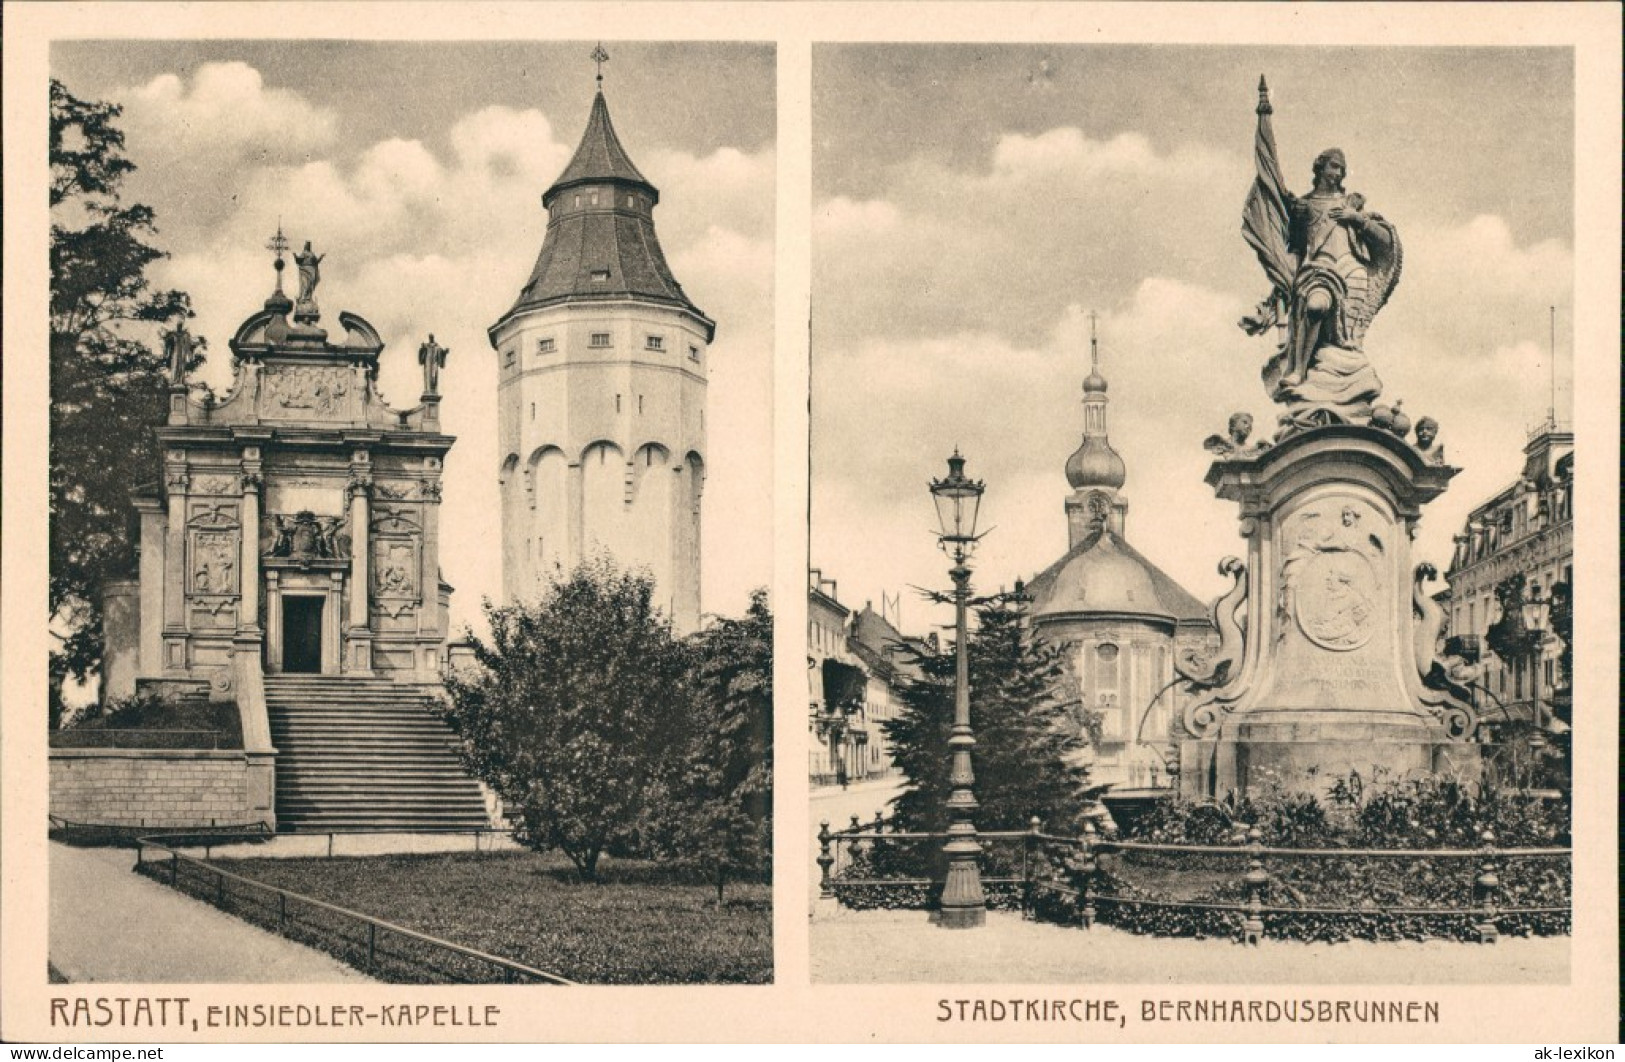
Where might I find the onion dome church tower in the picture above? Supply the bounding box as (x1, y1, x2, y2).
(489, 55, 712, 633)
(1023, 318, 1216, 789)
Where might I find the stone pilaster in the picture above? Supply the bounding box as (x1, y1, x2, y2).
(346, 456, 374, 673)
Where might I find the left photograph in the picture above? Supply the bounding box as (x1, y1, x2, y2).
(47, 40, 775, 985)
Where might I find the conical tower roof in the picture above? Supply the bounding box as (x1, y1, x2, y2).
(497, 88, 713, 337)
(544, 90, 654, 206)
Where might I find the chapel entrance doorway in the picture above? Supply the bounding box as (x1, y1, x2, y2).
(282, 596, 324, 674)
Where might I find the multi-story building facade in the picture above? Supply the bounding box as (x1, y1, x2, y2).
(1442, 417, 1573, 726)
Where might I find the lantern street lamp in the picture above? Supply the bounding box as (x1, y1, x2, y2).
(930, 449, 987, 929)
(1520, 586, 1550, 752)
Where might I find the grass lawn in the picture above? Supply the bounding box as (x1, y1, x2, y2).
(148, 849, 770, 984)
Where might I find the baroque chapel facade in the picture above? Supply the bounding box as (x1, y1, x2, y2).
(489, 82, 711, 633)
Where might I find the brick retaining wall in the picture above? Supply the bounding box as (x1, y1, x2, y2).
(49, 749, 270, 829)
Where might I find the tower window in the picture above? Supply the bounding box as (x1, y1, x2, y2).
(537, 337, 556, 354)
(688, 345, 700, 362)
(589, 332, 611, 348)
(645, 335, 664, 351)
(504, 348, 516, 367)
(590, 192, 599, 206)
(590, 269, 610, 283)
(530, 403, 535, 421)
(626, 194, 635, 208)
(638, 395, 644, 414)
(573, 195, 581, 208)
(615, 394, 622, 413)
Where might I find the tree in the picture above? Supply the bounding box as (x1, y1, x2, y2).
(49, 79, 193, 718)
(442, 560, 692, 880)
(660, 589, 774, 902)
(883, 594, 1103, 834)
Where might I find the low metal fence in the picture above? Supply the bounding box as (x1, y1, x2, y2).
(817, 817, 1571, 944)
(133, 833, 572, 984)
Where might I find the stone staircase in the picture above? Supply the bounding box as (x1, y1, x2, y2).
(265, 675, 491, 832)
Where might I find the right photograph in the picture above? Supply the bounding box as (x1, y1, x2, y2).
(808, 44, 1575, 984)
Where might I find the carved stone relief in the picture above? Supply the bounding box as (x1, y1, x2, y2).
(1278, 499, 1386, 653)
(260, 366, 352, 419)
(192, 474, 239, 495)
(372, 538, 419, 598)
(190, 530, 239, 594)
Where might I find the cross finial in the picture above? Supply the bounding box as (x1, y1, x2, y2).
(591, 43, 610, 89)
(266, 221, 289, 293)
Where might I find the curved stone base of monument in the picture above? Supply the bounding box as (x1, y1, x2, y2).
(1172, 424, 1481, 801)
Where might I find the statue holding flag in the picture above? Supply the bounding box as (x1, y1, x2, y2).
(1239, 77, 1402, 426)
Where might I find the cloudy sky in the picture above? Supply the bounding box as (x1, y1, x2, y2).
(811, 44, 1574, 634)
(52, 40, 776, 630)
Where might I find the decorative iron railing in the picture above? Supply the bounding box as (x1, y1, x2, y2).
(816, 817, 1571, 944)
(128, 831, 572, 984)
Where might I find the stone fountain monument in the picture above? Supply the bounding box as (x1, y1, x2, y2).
(1170, 78, 1481, 799)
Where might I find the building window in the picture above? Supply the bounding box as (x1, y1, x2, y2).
(529, 403, 535, 421)
(590, 269, 610, 283)
(504, 348, 516, 367)
(688, 344, 701, 362)
(626, 194, 635, 208)
(645, 335, 664, 351)
(638, 395, 644, 414)
(615, 394, 622, 413)
(590, 192, 599, 206)
(573, 194, 581, 208)
(589, 332, 611, 348)
(537, 337, 556, 354)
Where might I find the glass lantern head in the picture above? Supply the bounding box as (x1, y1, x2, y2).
(930, 449, 985, 547)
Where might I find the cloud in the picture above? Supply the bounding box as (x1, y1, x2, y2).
(122, 61, 337, 163)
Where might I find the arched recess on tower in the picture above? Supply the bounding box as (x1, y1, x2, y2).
(630, 443, 675, 606)
(527, 445, 569, 589)
(581, 440, 628, 564)
(498, 453, 523, 600)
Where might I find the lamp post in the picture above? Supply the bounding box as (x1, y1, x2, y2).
(930, 449, 986, 929)
(1519, 586, 1550, 752)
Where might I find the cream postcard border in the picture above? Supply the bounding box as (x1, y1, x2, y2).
(2, 0, 1618, 1044)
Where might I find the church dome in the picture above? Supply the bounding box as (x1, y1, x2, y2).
(1025, 530, 1207, 624)
(1065, 435, 1127, 490)
(1083, 370, 1108, 393)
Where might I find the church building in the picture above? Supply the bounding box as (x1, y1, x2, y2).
(79, 235, 490, 833)
(1022, 322, 1218, 790)
(489, 73, 710, 633)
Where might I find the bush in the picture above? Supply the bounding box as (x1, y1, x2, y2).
(1097, 770, 1571, 942)
(56, 692, 243, 748)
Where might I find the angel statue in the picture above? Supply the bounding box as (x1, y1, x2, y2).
(1239, 77, 1402, 423)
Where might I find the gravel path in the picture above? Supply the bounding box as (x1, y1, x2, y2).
(811, 905, 1568, 984)
(50, 842, 375, 983)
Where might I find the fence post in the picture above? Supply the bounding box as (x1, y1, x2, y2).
(1241, 826, 1268, 945)
(171, 852, 179, 886)
(215, 868, 225, 907)
(816, 820, 835, 899)
(1473, 829, 1500, 944)
(327, 833, 335, 859)
(368, 923, 377, 968)
(1023, 816, 1041, 920)
(873, 810, 885, 834)
(279, 891, 287, 929)
(1078, 820, 1098, 929)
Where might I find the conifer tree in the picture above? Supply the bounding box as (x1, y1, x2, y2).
(883, 594, 1104, 833)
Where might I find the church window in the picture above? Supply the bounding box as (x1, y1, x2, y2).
(591, 269, 610, 282)
(538, 337, 556, 354)
(645, 335, 664, 351)
(589, 332, 612, 348)
(688, 344, 701, 362)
